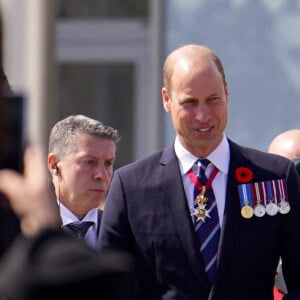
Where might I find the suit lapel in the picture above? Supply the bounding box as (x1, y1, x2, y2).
(96, 209, 102, 240)
(159, 145, 210, 285)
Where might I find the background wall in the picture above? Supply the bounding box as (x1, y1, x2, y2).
(1, 0, 299, 162)
(164, 0, 300, 152)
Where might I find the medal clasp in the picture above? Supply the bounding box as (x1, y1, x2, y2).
(196, 186, 208, 204)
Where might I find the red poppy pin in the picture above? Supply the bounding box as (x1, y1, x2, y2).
(235, 167, 253, 183)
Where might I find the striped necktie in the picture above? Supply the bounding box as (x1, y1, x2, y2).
(191, 159, 220, 284)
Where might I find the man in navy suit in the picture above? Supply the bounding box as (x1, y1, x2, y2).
(98, 44, 300, 299)
(48, 115, 120, 248)
(0, 145, 135, 300)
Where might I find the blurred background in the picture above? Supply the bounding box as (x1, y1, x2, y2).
(0, 0, 299, 168)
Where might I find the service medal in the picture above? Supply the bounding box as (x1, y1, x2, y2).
(238, 184, 254, 219)
(277, 180, 290, 214)
(241, 205, 254, 219)
(278, 200, 290, 214)
(253, 203, 266, 217)
(253, 183, 266, 217)
(266, 201, 278, 216)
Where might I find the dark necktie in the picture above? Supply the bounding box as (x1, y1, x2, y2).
(191, 159, 220, 284)
(65, 221, 93, 239)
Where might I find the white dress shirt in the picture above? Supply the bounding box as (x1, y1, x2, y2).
(174, 134, 230, 227)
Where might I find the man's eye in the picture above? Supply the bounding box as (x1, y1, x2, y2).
(105, 161, 114, 168)
(182, 100, 196, 106)
(209, 96, 221, 103)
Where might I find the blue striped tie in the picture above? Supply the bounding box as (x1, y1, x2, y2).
(193, 159, 220, 284)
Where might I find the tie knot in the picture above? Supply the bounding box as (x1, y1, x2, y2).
(196, 159, 210, 176)
(66, 221, 93, 239)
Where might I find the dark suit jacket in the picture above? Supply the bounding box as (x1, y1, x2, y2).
(0, 229, 135, 300)
(99, 140, 300, 300)
(0, 196, 20, 257)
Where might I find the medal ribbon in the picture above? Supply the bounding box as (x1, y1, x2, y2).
(254, 182, 261, 204)
(278, 179, 286, 201)
(238, 184, 253, 207)
(271, 180, 279, 205)
(266, 181, 273, 202)
(261, 181, 267, 206)
(187, 166, 219, 191)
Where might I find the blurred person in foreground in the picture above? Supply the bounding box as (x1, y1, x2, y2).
(268, 129, 300, 299)
(0, 6, 20, 256)
(0, 146, 134, 300)
(98, 44, 300, 299)
(47, 114, 120, 248)
(0, 7, 134, 299)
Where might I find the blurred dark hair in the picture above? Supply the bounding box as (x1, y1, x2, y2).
(0, 9, 13, 95)
(0, 7, 19, 257)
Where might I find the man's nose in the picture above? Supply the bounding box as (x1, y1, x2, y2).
(195, 104, 210, 122)
(94, 164, 109, 181)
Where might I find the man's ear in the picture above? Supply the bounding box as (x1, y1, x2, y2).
(162, 87, 171, 112)
(48, 154, 59, 177)
(224, 81, 229, 102)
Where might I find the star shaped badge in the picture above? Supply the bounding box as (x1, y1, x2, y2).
(191, 204, 211, 222)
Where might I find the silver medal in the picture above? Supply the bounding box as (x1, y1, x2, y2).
(253, 203, 266, 217)
(266, 201, 278, 216)
(278, 200, 290, 214)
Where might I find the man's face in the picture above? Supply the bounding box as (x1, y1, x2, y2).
(57, 134, 116, 216)
(162, 57, 229, 158)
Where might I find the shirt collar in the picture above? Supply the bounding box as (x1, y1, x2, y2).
(58, 201, 99, 226)
(174, 134, 230, 175)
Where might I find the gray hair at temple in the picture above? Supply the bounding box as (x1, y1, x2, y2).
(48, 114, 120, 158)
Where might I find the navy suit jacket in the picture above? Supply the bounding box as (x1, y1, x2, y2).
(99, 140, 300, 300)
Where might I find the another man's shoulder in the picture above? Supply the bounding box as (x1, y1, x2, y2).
(230, 140, 291, 171)
(118, 146, 170, 170)
(114, 145, 175, 180)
